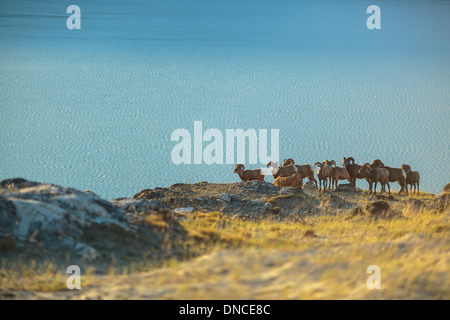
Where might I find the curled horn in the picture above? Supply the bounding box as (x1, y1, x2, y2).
(401, 164, 411, 173)
(329, 160, 336, 167)
(360, 163, 370, 171)
(347, 157, 355, 164)
(371, 159, 384, 168)
(235, 164, 245, 170)
(284, 158, 295, 166)
(314, 162, 322, 167)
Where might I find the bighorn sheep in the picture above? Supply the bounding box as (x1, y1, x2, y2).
(273, 172, 303, 190)
(370, 159, 407, 194)
(401, 164, 420, 194)
(314, 161, 332, 191)
(281, 159, 318, 187)
(358, 163, 391, 195)
(267, 161, 298, 179)
(327, 160, 350, 189)
(341, 157, 365, 187)
(233, 164, 265, 182)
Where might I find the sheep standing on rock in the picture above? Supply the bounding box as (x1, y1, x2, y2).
(233, 164, 265, 182)
(273, 172, 303, 190)
(401, 164, 420, 194)
(314, 161, 332, 191)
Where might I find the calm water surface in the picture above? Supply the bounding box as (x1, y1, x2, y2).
(0, 0, 449, 199)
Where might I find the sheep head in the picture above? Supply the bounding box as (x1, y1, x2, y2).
(371, 159, 384, 168)
(342, 157, 355, 166)
(314, 162, 324, 168)
(401, 164, 411, 173)
(282, 158, 295, 166)
(328, 160, 337, 167)
(233, 164, 245, 173)
(358, 163, 371, 176)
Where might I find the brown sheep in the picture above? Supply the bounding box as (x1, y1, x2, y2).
(358, 163, 391, 195)
(401, 164, 420, 194)
(233, 164, 265, 182)
(327, 160, 350, 189)
(341, 157, 365, 187)
(267, 161, 298, 179)
(371, 159, 407, 194)
(281, 158, 318, 187)
(273, 172, 303, 189)
(314, 161, 332, 191)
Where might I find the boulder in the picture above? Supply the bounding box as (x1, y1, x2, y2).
(335, 183, 361, 193)
(239, 181, 278, 193)
(403, 198, 427, 215)
(302, 181, 318, 196)
(365, 201, 399, 219)
(0, 178, 135, 259)
(428, 193, 450, 214)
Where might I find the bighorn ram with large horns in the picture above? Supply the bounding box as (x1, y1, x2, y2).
(401, 164, 420, 194)
(358, 163, 390, 195)
(281, 159, 318, 187)
(370, 159, 407, 194)
(233, 164, 265, 182)
(341, 157, 365, 187)
(314, 161, 332, 191)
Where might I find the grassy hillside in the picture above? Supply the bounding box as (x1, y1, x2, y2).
(1, 183, 449, 299)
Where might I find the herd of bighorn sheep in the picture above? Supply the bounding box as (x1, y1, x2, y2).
(233, 157, 420, 195)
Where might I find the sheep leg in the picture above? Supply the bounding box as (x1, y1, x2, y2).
(387, 182, 390, 196)
(310, 176, 318, 188)
(417, 182, 419, 194)
(374, 181, 378, 194)
(398, 182, 405, 195)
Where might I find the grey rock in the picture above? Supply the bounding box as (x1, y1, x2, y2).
(0, 178, 135, 257)
(173, 207, 195, 214)
(111, 198, 161, 213)
(216, 194, 231, 203)
(335, 183, 362, 193)
(247, 200, 265, 206)
(303, 181, 319, 196)
(75, 243, 98, 262)
(279, 187, 297, 195)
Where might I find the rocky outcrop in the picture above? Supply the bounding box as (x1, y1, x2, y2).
(0, 178, 135, 261)
(428, 193, 450, 214)
(132, 181, 283, 218)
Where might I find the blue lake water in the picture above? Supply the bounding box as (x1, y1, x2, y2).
(1, 0, 449, 199)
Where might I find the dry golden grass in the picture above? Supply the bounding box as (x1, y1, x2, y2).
(1, 190, 448, 299)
